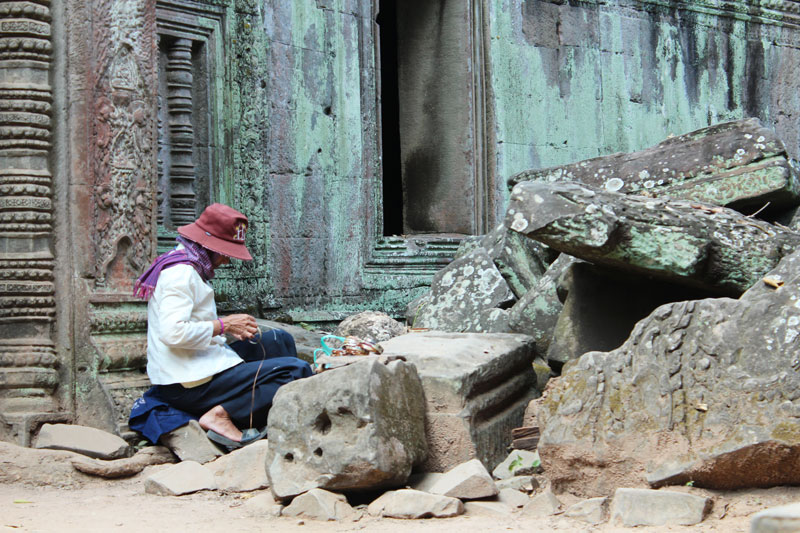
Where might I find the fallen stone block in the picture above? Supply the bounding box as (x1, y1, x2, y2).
(334, 311, 405, 343)
(159, 420, 222, 464)
(206, 440, 269, 492)
(266, 359, 427, 499)
(144, 461, 215, 496)
(537, 247, 800, 496)
(497, 487, 530, 508)
(610, 488, 710, 527)
(521, 488, 562, 516)
(35, 423, 131, 460)
(480, 223, 556, 299)
(425, 459, 498, 500)
(367, 489, 464, 519)
(464, 500, 515, 517)
(409, 248, 514, 332)
(564, 497, 609, 525)
(380, 331, 538, 472)
(508, 118, 800, 214)
(242, 491, 283, 518)
(281, 488, 355, 521)
(507, 254, 575, 357)
(493, 449, 540, 480)
(546, 262, 711, 363)
(507, 180, 800, 294)
(751, 502, 800, 533)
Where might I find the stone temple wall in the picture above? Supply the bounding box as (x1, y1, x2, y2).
(3, 0, 800, 441)
(489, 0, 800, 185)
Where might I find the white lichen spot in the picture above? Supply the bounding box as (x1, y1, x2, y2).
(585, 204, 598, 214)
(605, 177, 624, 192)
(736, 148, 746, 156)
(745, 134, 753, 139)
(644, 180, 655, 189)
(463, 265, 475, 277)
(757, 136, 765, 142)
(440, 272, 457, 289)
(534, 194, 544, 204)
(639, 170, 651, 180)
(662, 168, 669, 172)
(510, 212, 528, 232)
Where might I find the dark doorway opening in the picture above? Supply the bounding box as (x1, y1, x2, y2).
(377, 0, 404, 237)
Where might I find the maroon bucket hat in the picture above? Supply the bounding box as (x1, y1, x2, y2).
(177, 203, 253, 261)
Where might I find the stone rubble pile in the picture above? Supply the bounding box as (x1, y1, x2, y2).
(11, 118, 800, 531)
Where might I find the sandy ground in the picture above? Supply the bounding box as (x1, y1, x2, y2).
(3, 469, 800, 533)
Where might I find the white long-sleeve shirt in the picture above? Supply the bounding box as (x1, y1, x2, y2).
(146, 263, 242, 385)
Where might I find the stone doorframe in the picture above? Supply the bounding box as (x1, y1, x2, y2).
(363, 0, 497, 291)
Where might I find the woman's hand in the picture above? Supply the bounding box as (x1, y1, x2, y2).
(216, 314, 258, 341)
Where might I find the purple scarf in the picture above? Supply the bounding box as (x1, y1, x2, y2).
(133, 236, 216, 300)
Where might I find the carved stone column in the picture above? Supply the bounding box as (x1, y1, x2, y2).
(166, 38, 195, 227)
(0, 0, 66, 443)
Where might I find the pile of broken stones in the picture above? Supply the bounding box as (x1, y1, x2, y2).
(9, 118, 800, 530)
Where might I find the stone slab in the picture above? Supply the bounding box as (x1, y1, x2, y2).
(380, 331, 538, 472)
(34, 423, 131, 460)
(610, 488, 710, 527)
(144, 461, 216, 496)
(751, 503, 800, 533)
(508, 118, 800, 214)
(507, 180, 800, 295)
(367, 489, 464, 519)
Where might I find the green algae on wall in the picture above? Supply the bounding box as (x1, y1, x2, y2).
(487, 0, 799, 208)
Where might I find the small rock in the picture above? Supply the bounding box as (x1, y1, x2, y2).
(35, 424, 131, 460)
(206, 440, 270, 492)
(334, 311, 405, 343)
(495, 475, 535, 493)
(564, 497, 609, 525)
(282, 488, 355, 521)
(751, 502, 800, 533)
(521, 488, 562, 516)
(493, 449, 540, 480)
(610, 488, 711, 527)
(159, 420, 223, 464)
(497, 487, 530, 508)
(144, 461, 216, 496)
(464, 500, 515, 517)
(426, 459, 498, 500)
(368, 489, 464, 519)
(242, 492, 283, 517)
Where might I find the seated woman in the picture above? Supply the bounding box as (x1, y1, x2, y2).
(133, 203, 312, 448)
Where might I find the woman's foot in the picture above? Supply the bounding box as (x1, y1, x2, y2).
(198, 405, 242, 442)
